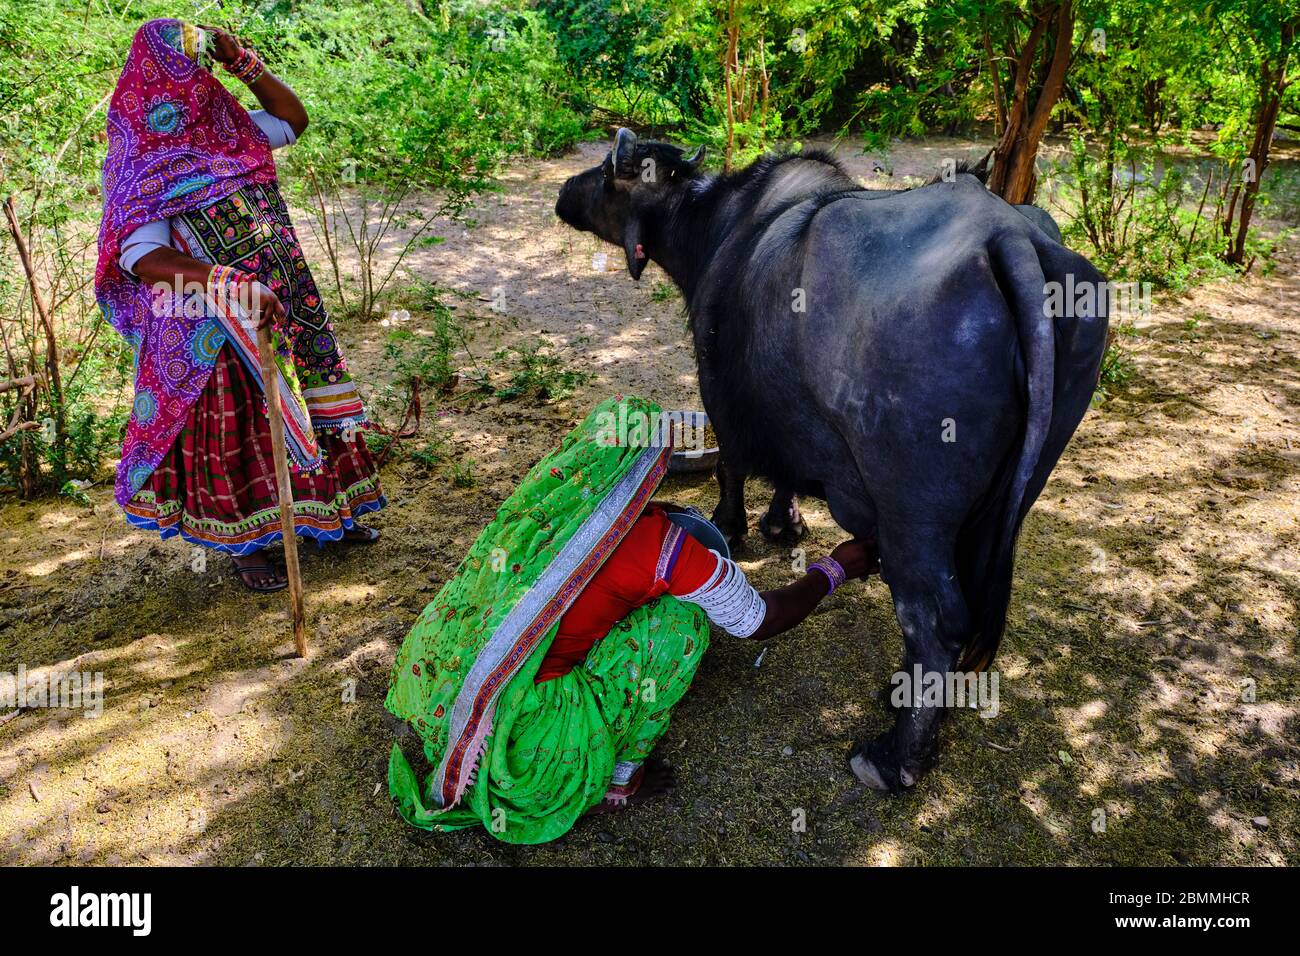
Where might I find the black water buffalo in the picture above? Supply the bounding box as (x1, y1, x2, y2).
(556, 129, 1108, 791)
(720, 189, 1066, 550)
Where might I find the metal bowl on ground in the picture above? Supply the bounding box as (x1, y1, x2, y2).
(666, 410, 719, 475)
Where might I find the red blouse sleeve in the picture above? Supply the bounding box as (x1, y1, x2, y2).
(537, 509, 723, 683)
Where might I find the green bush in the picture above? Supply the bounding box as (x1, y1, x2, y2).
(1055, 135, 1242, 292)
(1092, 325, 1137, 406)
(0, 0, 591, 496)
(492, 342, 592, 402)
(246, 0, 591, 319)
(539, 0, 709, 128)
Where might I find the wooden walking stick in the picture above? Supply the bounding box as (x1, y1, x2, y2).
(256, 323, 309, 657)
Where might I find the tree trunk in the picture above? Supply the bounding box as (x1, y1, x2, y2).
(721, 0, 739, 172)
(1223, 20, 1295, 267)
(982, 25, 1007, 135)
(987, 1, 1075, 205)
(4, 195, 66, 485)
(1142, 78, 1166, 134)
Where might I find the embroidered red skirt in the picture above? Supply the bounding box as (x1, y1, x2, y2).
(124, 344, 385, 555)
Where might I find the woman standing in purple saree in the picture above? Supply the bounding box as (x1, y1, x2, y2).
(95, 19, 384, 592)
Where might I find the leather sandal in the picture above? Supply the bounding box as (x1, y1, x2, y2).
(231, 559, 288, 593)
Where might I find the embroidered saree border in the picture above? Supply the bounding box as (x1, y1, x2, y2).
(123, 478, 384, 553)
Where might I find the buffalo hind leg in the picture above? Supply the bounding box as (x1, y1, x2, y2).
(758, 485, 806, 543)
(850, 521, 971, 792)
(710, 455, 749, 549)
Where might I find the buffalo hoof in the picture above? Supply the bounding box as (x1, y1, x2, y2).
(849, 735, 911, 794)
(758, 511, 806, 544)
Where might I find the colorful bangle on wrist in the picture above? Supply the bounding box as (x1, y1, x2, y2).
(809, 556, 847, 594)
(241, 56, 265, 85)
(207, 264, 252, 317)
(225, 47, 265, 84)
(207, 263, 240, 295)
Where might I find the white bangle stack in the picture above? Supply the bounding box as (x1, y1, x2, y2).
(678, 552, 766, 638)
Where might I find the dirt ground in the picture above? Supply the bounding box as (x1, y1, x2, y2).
(1, 137, 1297, 866)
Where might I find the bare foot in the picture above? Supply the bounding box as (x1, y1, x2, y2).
(231, 550, 287, 592)
(586, 758, 676, 815)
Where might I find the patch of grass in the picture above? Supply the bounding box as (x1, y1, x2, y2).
(493, 342, 593, 402)
(1180, 311, 1213, 341)
(57, 479, 93, 507)
(449, 457, 478, 488)
(650, 281, 677, 303)
(408, 435, 450, 472)
(381, 298, 465, 396)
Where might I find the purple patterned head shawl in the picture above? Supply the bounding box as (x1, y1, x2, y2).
(95, 19, 276, 506)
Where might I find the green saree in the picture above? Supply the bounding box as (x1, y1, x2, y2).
(385, 396, 709, 844)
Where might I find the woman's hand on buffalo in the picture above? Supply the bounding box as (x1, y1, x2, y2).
(746, 537, 880, 642)
(830, 539, 880, 580)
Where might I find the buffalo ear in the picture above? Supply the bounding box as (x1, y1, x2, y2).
(684, 144, 706, 168)
(622, 216, 646, 281)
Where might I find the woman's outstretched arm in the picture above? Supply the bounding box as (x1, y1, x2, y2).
(205, 26, 308, 137)
(674, 535, 878, 642)
(745, 540, 878, 642)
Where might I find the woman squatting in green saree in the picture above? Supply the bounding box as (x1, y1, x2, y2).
(386, 396, 878, 844)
